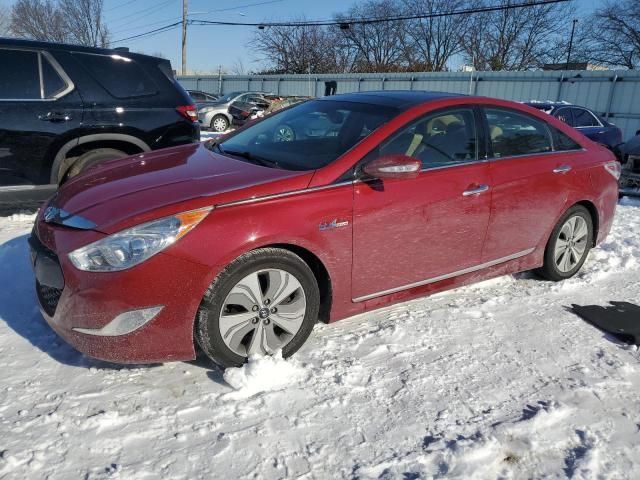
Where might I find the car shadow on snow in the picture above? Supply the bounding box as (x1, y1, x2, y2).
(0, 233, 158, 370)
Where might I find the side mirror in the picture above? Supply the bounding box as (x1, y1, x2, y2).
(362, 155, 421, 180)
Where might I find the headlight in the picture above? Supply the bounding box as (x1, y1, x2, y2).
(68, 207, 212, 272)
(199, 107, 214, 113)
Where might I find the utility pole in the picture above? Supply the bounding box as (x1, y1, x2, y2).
(565, 19, 578, 71)
(182, 0, 188, 75)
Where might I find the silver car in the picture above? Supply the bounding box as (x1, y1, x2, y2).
(198, 91, 270, 132)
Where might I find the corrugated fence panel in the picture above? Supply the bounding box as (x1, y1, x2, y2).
(178, 70, 640, 140)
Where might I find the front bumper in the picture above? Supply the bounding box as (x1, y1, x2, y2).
(29, 222, 212, 364)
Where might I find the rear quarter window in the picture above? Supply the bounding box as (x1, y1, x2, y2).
(74, 52, 158, 98)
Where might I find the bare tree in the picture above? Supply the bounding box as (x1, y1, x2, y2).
(460, 0, 571, 71)
(0, 3, 10, 35)
(10, 0, 69, 43)
(335, 0, 408, 72)
(59, 0, 109, 47)
(10, 0, 108, 47)
(400, 0, 470, 71)
(231, 57, 247, 75)
(585, 0, 640, 69)
(251, 19, 341, 74)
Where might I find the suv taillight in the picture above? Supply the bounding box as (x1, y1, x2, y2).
(176, 105, 198, 122)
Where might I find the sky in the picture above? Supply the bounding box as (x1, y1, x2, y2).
(3, 0, 604, 74)
(104, 0, 358, 73)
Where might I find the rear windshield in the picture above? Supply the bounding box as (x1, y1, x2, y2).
(214, 99, 398, 171)
(74, 52, 158, 98)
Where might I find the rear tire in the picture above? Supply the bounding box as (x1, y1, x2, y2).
(64, 148, 128, 180)
(536, 205, 593, 281)
(196, 248, 320, 368)
(210, 115, 229, 133)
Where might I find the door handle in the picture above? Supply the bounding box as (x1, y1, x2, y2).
(462, 184, 489, 196)
(39, 112, 72, 122)
(553, 165, 572, 174)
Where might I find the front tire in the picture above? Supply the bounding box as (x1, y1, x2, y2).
(537, 205, 593, 281)
(196, 248, 320, 368)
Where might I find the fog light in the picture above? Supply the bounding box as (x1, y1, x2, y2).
(72, 306, 163, 336)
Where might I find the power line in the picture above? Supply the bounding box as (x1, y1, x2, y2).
(112, 0, 569, 44)
(112, 21, 182, 43)
(105, 0, 140, 13)
(109, 0, 284, 36)
(109, 0, 177, 25)
(194, 0, 570, 27)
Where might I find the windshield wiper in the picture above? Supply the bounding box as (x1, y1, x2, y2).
(220, 148, 280, 169)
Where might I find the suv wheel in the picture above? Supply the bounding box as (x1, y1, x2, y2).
(211, 115, 229, 132)
(65, 148, 128, 181)
(196, 248, 320, 368)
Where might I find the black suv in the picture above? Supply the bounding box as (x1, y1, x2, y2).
(0, 38, 199, 200)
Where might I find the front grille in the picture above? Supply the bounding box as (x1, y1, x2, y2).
(36, 281, 62, 317)
(29, 232, 64, 316)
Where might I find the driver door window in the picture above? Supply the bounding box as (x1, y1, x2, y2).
(380, 108, 477, 169)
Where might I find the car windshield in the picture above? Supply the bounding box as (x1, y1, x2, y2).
(213, 99, 398, 171)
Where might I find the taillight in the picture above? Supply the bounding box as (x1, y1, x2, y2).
(604, 161, 621, 180)
(176, 105, 198, 122)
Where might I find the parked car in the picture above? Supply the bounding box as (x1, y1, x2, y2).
(187, 89, 219, 102)
(0, 38, 199, 202)
(30, 91, 619, 368)
(228, 100, 264, 127)
(619, 130, 640, 196)
(525, 101, 622, 151)
(198, 91, 270, 132)
(229, 95, 310, 128)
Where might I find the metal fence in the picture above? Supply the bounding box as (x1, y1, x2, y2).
(178, 70, 640, 141)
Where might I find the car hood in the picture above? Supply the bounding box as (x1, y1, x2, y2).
(50, 143, 313, 233)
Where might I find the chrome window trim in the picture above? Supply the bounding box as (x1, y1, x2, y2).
(0, 47, 75, 102)
(419, 158, 489, 173)
(352, 248, 536, 303)
(216, 180, 355, 208)
(487, 148, 587, 163)
(556, 106, 603, 129)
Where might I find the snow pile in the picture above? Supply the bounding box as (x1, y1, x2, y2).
(223, 351, 308, 398)
(1, 202, 640, 478)
(4, 212, 37, 222)
(200, 130, 233, 142)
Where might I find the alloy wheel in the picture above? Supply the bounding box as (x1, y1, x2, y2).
(218, 269, 306, 356)
(554, 215, 589, 273)
(274, 125, 295, 142)
(212, 117, 228, 132)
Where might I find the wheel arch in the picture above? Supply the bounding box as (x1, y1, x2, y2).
(50, 133, 151, 183)
(573, 200, 600, 247)
(211, 112, 232, 126)
(257, 243, 333, 324)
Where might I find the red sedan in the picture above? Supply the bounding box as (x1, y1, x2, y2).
(30, 91, 620, 367)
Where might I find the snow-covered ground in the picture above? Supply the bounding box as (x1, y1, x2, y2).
(1, 199, 640, 479)
(200, 130, 232, 142)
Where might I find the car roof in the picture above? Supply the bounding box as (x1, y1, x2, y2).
(317, 90, 465, 109)
(0, 37, 160, 61)
(524, 101, 573, 110)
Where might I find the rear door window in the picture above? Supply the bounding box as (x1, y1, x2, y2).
(0, 49, 41, 99)
(554, 108, 574, 126)
(74, 52, 158, 98)
(42, 55, 68, 98)
(571, 108, 600, 127)
(485, 107, 552, 158)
